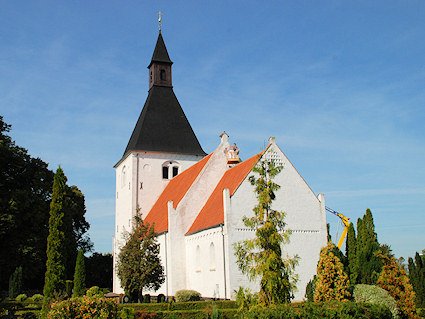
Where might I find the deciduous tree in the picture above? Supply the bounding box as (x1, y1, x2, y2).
(234, 158, 298, 305)
(116, 215, 164, 302)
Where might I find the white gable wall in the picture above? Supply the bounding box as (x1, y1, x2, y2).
(224, 142, 327, 301)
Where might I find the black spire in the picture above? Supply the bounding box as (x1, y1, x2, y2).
(148, 32, 172, 68)
(123, 32, 206, 157)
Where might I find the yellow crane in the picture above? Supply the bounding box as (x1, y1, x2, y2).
(326, 206, 350, 249)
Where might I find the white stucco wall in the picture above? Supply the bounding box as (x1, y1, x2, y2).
(113, 151, 203, 293)
(224, 143, 327, 301)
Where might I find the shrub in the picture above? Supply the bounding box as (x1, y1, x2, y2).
(16, 294, 28, 302)
(120, 306, 135, 319)
(143, 294, 151, 303)
(65, 280, 73, 297)
(353, 284, 401, 318)
(157, 294, 165, 303)
(86, 285, 103, 297)
(31, 294, 44, 303)
(46, 295, 117, 318)
(175, 290, 201, 302)
(9, 266, 23, 298)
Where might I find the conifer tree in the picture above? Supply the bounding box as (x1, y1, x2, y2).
(8, 266, 22, 298)
(314, 242, 350, 302)
(234, 158, 298, 305)
(408, 251, 425, 308)
(116, 215, 164, 302)
(377, 251, 417, 318)
(356, 209, 382, 284)
(345, 222, 357, 284)
(43, 167, 67, 298)
(72, 249, 86, 297)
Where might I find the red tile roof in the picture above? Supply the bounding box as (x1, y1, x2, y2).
(144, 153, 212, 233)
(186, 153, 262, 235)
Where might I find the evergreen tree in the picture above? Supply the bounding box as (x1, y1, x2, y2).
(8, 266, 22, 298)
(377, 251, 417, 319)
(345, 222, 357, 284)
(116, 215, 164, 302)
(356, 209, 382, 284)
(314, 242, 350, 302)
(234, 158, 298, 305)
(72, 249, 86, 297)
(408, 251, 425, 308)
(43, 167, 67, 298)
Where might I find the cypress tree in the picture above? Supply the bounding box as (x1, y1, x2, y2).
(72, 249, 86, 297)
(345, 222, 357, 284)
(408, 252, 425, 308)
(356, 209, 381, 284)
(43, 167, 67, 298)
(314, 243, 350, 302)
(377, 251, 416, 318)
(8, 266, 22, 298)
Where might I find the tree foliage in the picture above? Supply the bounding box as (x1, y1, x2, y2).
(0, 117, 92, 290)
(73, 249, 86, 297)
(314, 242, 351, 302)
(345, 222, 357, 284)
(408, 251, 425, 308)
(116, 215, 164, 302)
(377, 251, 417, 319)
(85, 252, 113, 290)
(8, 266, 23, 298)
(43, 167, 68, 298)
(234, 158, 298, 305)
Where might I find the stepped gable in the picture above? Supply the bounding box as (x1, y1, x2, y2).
(186, 152, 263, 235)
(144, 153, 213, 233)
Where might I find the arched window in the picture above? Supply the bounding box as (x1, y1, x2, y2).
(162, 161, 180, 179)
(209, 242, 216, 271)
(196, 245, 201, 272)
(162, 166, 169, 179)
(172, 166, 179, 177)
(160, 69, 166, 80)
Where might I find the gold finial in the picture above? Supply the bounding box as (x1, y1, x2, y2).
(158, 11, 162, 32)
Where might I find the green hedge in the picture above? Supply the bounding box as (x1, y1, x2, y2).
(353, 284, 400, 319)
(118, 300, 237, 312)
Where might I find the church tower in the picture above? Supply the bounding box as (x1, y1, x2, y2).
(113, 31, 206, 293)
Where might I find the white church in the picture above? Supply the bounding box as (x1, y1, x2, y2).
(112, 31, 327, 301)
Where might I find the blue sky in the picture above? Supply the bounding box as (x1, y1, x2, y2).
(1, 1, 424, 260)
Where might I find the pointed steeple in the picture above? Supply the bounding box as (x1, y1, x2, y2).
(148, 32, 172, 67)
(123, 32, 206, 157)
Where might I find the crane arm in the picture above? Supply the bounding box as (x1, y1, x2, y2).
(325, 206, 350, 249)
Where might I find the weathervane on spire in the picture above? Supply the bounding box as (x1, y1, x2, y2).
(158, 11, 162, 32)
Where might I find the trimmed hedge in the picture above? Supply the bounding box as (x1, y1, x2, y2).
(353, 284, 401, 319)
(118, 300, 237, 312)
(175, 290, 201, 303)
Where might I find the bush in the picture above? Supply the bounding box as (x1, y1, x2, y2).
(120, 306, 135, 319)
(65, 280, 73, 297)
(86, 285, 103, 297)
(175, 290, 201, 302)
(46, 295, 117, 318)
(16, 294, 28, 302)
(31, 294, 44, 303)
(143, 294, 151, 303)
(353, 284, 401, 319)
(157, 294, 165, 303)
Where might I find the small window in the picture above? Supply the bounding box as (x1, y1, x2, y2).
(162, 166, 169, 179)
(196, 245, 201, 272)
(172, 166, 178, 177)
(209, 242, 216, 271)
(160, 69, 166, 80)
